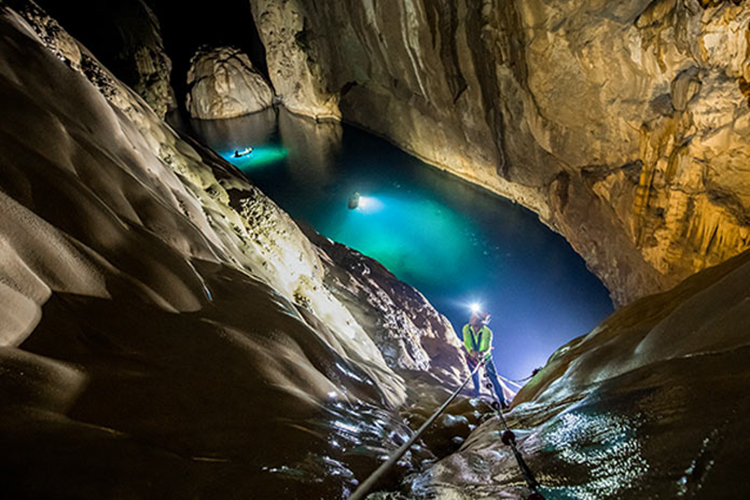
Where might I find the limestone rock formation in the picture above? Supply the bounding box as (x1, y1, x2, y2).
(249, 0, 340, 119)
(0, 3, 468, 496)
(4, 2, 750, 498)
(117, 0, 177, 117)
(306, 230, 468, 385)
(249, 0, 750, 305)
(380, 249, 750, 499)
(33, 0, 177, 117)
(186, 45, 275, 120)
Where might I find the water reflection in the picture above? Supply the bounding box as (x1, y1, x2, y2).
(323, 192, 478, 286)
(190, 109, 288, 169)
(542, 410, 649, 499)
(278, 109, 342, 188)
(190, 107, 277, 146)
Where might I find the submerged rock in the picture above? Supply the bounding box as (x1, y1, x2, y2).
(186, 45, 274, 119)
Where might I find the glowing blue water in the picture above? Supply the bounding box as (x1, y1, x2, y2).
(186, 109, 614, 380)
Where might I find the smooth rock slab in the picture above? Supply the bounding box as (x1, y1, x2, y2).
(186, 45, 274, 119)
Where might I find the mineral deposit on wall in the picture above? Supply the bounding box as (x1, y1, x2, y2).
(250, 0, 750, 305)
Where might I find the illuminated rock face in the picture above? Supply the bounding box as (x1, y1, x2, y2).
(249, 0, 750, 305)
(383, 250, 750, 499)
(33, 0, 177, 117)
(0, 3, 467, 496)
(186, 45, 274, 119)
(306, 231, 468, 383)
(249, 0, 341, 120)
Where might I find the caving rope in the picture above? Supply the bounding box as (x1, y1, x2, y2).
(502, 374, 532, 387)
(347, 361, 484, 500)
(348, 360, 546, 500)
(482, 371, 546, 500)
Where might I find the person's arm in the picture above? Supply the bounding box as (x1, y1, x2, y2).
(462, 325, 476, 357)
(479, 327, 493, 359)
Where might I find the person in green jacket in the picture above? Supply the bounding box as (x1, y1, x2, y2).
(463, 311, 507, 407)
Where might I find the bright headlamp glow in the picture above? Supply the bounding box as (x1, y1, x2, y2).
(470, 302, 482, 313)
(355, 195, 384, 213)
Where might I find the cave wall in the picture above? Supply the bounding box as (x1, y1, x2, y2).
(32, 0, 270, 117)
(249, 0, 750, 305)
(33, 0, 177, 116)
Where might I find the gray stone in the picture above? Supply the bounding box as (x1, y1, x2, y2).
(186, 45, 274, 120)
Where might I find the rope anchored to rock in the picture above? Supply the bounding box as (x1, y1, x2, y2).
(347, 360, 485, 500)
(348, 360, 546, 500)
(483, 373, 546, 500)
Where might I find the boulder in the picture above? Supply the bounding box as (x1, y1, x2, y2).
(186, 45, 274, 119)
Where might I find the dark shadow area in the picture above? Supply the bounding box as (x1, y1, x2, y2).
(5, 264, 404, 498)
(34, 0, 267, 109)
(146, 0, 267, 98)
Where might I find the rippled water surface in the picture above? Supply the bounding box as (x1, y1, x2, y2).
(184, 109, 614, 379)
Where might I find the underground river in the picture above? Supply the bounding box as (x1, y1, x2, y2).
(181, 108, 614, 381)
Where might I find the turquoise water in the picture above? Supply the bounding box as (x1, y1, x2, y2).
(186, 109, 614, 380)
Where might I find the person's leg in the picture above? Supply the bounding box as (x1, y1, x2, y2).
(485, 360, 507, 406)
(466, 358, 480, 396)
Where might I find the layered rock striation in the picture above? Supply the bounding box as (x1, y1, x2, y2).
(186, 45, 275, 119)
(249, 0, 750, 305)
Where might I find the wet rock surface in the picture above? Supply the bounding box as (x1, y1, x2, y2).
(249, 0, 750, 305)
(186, 45, 274, 120)
(0, 3, 471, 497)
(379, 250, 750, 499)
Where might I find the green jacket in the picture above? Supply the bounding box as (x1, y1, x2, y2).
(462, 324, 493, 359)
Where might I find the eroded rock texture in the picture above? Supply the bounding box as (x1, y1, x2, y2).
(0, 2, 468, 496)
(307, 230, 468, 384)
(186, 45, 275, 119)
(249, 0, 750, 305)
(33, 0, 177, 117)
